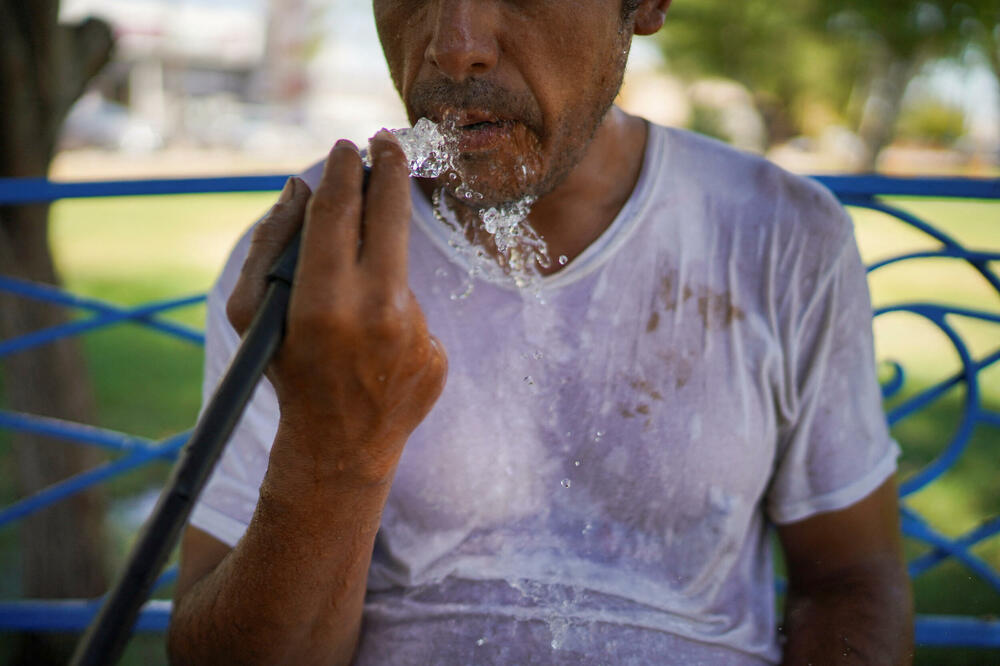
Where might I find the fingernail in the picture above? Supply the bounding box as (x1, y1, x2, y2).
(373, 128, 398, 143)
(277, 177, 295, 203)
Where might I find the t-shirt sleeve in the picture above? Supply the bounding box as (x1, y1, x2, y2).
(766, 205, 900, 525)
(188, 162, 327, 547)
(187, 229, 281, 548)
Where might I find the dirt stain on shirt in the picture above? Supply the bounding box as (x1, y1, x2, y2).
(647, 270, 745, 334)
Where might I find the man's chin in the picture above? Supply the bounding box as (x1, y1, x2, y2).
(437, 156, 543, 208)
(436, 178, 536, 212)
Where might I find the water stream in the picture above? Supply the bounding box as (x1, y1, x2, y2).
(366, 118, 551, 297)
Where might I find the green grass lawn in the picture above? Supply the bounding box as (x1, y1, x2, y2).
(2, 191, 998, 663)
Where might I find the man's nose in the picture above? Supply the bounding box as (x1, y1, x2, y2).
(424, 0, 499, 82)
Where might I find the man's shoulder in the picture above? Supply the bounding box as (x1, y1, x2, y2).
(649, 124, 852, 247)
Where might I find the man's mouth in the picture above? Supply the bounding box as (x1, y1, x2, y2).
(443, 111, 516, 152)
(462, 120, 500, 131)
(451, 109, 505, 128)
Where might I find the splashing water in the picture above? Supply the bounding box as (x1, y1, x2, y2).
(365, 117, 551, 296)
(433, 188, 550, 295)
(363, 117, 455, 178)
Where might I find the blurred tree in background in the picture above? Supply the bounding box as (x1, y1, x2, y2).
(954, 1, 999, 115)
(830, 1, 967, 167)
(656, 0, 999, 167)
(0, 2, 113, 663)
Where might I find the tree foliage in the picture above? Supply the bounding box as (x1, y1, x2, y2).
(655, 0, 998, 162)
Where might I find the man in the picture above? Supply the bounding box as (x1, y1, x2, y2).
(167, 0, 913, 663)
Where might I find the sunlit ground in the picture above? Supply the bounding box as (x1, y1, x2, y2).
(3, 189, 996, 664)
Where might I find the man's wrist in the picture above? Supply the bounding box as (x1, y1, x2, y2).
(260, 418, 397, 511)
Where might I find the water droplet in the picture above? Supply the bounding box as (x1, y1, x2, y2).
(574, 460, 580, 467)
(524, 375, 534, 385)
(582, 522, 593, 535)
(560, 478, 571, 488)
(532, 350, 544, 359)
(593, 430, 605, 442)
(434, 267, 448, 278)
(376, 374, 386, 382)
(476, 638, 486, 647)
(558, 255, 568, 265)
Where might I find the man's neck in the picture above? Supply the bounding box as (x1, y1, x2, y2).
(418, 107, 649, 275)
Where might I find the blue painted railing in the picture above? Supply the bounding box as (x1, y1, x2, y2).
(0, 174, 997, 648)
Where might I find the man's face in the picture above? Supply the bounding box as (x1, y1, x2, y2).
(373, 0, 636, 207)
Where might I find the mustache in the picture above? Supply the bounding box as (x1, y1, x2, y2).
(409, 78, 543, 135)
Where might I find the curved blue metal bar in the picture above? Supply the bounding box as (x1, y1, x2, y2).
(814, 175, 1000, 200)
(869, 305, 983, 496)
(0, 276, 205, 349)
(0, 296, 205, 357)
(0, 175, 290, 204)
(879, 361, 906, 400)
(868, 249, 1000, 274)
(0, 409, 169, 455)
(908, 515, 1000, 582)
(0, 432, 187, 529)
(900, 507, 1000, 593)
(852, 197, 1000, 294)
(0, 599, 171, 633)
(883, 348, 1000, 426)
(0, 174, 994, 205)
(837, 183, 1000, 648)
(0, 567, 180, 633)
(154, 566, 178, 592)
(914, 616, 1000, 648)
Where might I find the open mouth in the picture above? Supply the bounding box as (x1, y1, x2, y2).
(462, 120, 498, 131)
(446, 109, 512, 130)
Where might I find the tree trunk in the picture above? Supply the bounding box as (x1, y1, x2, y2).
(856, 56, 920, 171)
(0, 2, 113, 662)
(986, 39, 1000, 147)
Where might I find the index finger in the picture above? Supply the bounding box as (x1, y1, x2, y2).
(360, 130, 412, 288)
(296, 140, 365, 295)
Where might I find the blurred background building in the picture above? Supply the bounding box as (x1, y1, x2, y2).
(56, 0, 999, 176)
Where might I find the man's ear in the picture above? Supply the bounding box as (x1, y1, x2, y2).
(633, 0, 672, 36)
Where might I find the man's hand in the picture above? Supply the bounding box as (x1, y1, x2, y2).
(227, 132, 447, 488)
(168, 133, 447, 666)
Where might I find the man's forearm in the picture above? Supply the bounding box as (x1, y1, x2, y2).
(167, 429, 393, 665)
(780, 566, 913, 665)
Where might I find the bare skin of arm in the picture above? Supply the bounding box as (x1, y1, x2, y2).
(778, 478, 914, 665)
(166, 133, 447, 665)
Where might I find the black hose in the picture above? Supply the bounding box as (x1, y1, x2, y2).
(71, 167, 369, 665)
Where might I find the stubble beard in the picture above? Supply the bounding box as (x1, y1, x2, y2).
(410, 34, 633, 215)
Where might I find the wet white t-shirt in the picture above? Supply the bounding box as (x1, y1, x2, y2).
(190, 125, 898, 664)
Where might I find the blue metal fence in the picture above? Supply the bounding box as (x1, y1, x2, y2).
(0, 174, 998, 647)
